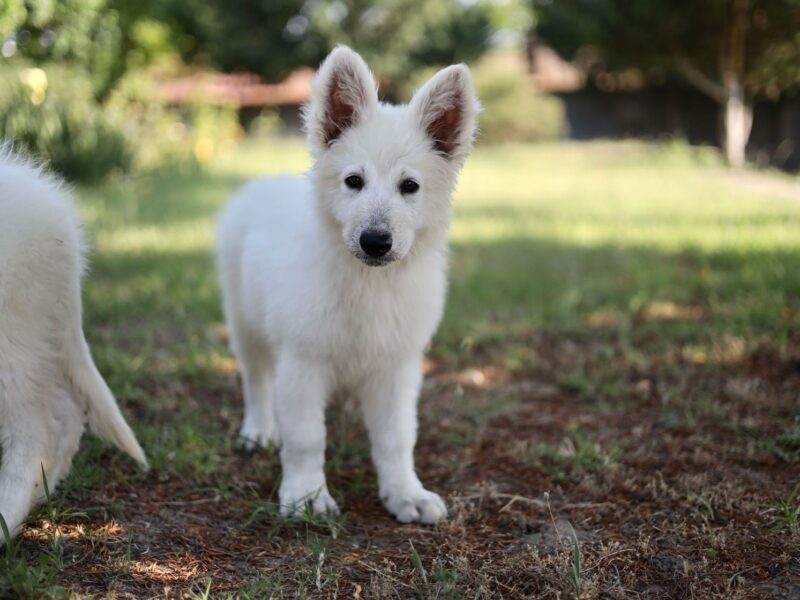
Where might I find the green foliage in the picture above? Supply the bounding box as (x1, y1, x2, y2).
(154, 0, 326, 82)
(533, 0, 800, 99)
(0, 63, 131, 182)
(0, 0, 135, 98)
(157, 0, 492, 95)
(1, 0, 499, 181)
(0, 0, 26, 35)
(312, 0, 492, 97)
(0, 58, 241, 182)
(472, 57, 566, 143)
(0, 1, 244, 182)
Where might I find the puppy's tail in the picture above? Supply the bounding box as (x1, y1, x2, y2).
(63, 321, 149, 470)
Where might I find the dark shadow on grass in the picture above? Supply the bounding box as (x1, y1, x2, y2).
(85, 248, 221, 327)
(83, 170, 250, 230)
(80, 228, 800, 367)
(440, 235, 800, 351)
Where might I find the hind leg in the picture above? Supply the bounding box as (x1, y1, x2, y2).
(48, 387, 86, 490)
(229, 319, 279, 450)
(0, 382, 57, 540)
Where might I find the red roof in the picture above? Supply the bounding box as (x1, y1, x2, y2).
(158, 68, 314, 107)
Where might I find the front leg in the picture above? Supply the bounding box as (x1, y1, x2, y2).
(273, 353, 338, 516)
(359, 360, 447, 524)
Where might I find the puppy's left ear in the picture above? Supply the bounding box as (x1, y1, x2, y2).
(304, 46, 379, 155)
(411, 64, 480, 164)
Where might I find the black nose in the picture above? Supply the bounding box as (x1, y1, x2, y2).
(359, 230, 392, 257)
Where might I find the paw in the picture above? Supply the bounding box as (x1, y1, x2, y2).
(238, 416, 281, 452)
(279, 480, 339, 517)
(382, 487, 447, 524)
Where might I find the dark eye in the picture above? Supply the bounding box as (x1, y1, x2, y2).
(344, 174, 364, 190)
(399, 178, 419, 195)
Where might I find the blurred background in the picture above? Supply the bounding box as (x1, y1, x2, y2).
(2, 0, 799, 182)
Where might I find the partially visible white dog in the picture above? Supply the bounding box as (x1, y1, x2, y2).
(0, 148, 147, 540)
(217, 47, 479, 523)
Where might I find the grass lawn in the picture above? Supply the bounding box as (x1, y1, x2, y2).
(2, 139, 799, 598)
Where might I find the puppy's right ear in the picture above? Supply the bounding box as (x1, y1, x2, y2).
(304, 46, 378, 155)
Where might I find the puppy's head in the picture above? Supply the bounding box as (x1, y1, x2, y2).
(304, 46, 480, 267)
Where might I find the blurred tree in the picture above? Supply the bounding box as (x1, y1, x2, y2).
(157, 0, 492, 98)
(0, 0, 26, 37)
(533, 0, 800, 167)
(154, 0, 327, 82)
(0, 0, 156, 98)
(310, 0, 492, 97)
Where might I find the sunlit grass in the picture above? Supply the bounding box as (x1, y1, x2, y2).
(453, 141, 800, 251)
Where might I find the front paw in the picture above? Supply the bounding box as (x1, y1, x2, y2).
(382, 487, 447, 524)
(279, 479, 339, 517)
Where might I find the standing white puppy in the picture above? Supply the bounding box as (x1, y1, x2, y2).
(0, 148, 147, 540)
(217, 47, 479, 523)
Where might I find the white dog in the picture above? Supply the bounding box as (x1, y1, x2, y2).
(0, 148, 147, 540)
(217, 47, 479, 523)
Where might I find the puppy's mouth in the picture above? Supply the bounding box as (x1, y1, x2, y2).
(361, 257, 395, 267)
(350, 249, 399, 267)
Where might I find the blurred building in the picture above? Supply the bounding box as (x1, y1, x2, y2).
(528, 38, 800, 170)
(158, 69, 313, 132)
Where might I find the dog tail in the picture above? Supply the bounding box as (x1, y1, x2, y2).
(63, 315, 148, 469)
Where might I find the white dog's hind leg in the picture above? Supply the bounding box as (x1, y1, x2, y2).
(0, 382, 55, 539)
(232, 326, 279, 450)
(48, 387, 87, 491)
(273, 353, 338, 516)
(360, 362, 447, 524)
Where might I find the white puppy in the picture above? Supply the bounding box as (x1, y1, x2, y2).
(0, 148, 147, 540)
(217, 47, 479, 523)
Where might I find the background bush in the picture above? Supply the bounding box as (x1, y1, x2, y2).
(471, 56, 567, 144)
(105, 66, 241, 173)
(0, 62, 241, 183)
(0, 63, 131, 182)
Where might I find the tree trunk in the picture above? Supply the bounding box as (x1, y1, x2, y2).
(721, 0, 751, 168)
(722, 81, 753, 169)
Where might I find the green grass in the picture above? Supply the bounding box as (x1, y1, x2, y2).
(771, 481, 800, 535)
(514, 430, 622, 483)
(0, 474, 69, 599)
(4, 138, 800, 597)
(447, 141, 800, 348)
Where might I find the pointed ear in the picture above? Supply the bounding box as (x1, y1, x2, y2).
(304, 46, 378, 153)
(411, 64, 480, 163)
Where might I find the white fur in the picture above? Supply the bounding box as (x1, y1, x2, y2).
(0, 147, 147, 540)
(217, 47, 479, 523)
